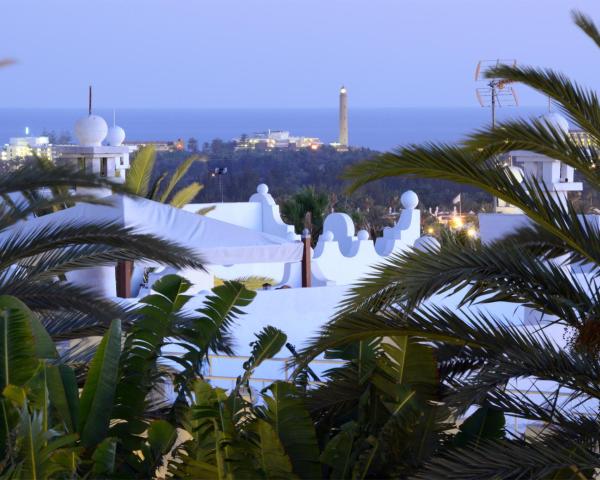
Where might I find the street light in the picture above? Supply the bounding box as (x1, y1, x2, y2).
(211, 167, 228, 203)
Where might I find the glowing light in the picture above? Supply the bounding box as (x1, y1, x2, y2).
(340, 87, 347, 94)
(451, 217, 463, 229)
(427, 227, 434, 234)
(467, 228, 477, 237)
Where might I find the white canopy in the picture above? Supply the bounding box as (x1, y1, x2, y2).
(13, 195, 303, 265)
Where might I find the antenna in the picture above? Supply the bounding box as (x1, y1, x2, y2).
(475, 59, 519, 129)
(88, 85, 92, 116)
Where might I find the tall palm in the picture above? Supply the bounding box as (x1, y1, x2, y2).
(126, 145, 204, 207)
(298, 10, 600, 479)
(0, 163, 204, 339)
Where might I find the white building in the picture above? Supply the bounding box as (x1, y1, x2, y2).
(236, 130, 322, 151)
(9, 110, 592, 424)
(1, 134, 53, 161)
(54, 113, 131, 197)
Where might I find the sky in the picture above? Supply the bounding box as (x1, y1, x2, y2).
(1, 0, 599, 109)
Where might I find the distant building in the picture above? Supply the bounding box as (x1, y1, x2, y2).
(1, 134, 53, 161)
(235, 130, 322, 151)
(123, 140, 182, 152)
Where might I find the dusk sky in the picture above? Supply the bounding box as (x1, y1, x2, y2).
(1, 0, 599, 109)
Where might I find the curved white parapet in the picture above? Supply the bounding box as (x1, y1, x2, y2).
(309, 192, 421, 286)
(249, 184, 297, 239)
(322, 213, 356, 255)
(137, 186, 423, 291)
(375, 190, 421, 256)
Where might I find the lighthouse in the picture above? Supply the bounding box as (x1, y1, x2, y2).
(339, 86, 348, 148)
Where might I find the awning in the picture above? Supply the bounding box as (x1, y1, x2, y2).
(9, 195, 303, 265)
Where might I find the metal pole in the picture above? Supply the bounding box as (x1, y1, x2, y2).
(491, 81, 497, 213)
(219, 175, 223, 203)
(491, 82, 496, 130)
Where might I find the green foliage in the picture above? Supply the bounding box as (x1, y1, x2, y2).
(454, 406, 505, 448)
(281, 186, 329, 241)
(127, 145, 204, 206)
(297, 9, 600, 479)
(259, 382, 321, 479)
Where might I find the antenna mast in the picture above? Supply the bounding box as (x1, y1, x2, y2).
(475, 59, 519, 129)
(88, 85, 92, 115)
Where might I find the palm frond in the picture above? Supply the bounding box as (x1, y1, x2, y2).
(159, 155, 200, 203)
(414, 438, 599, 480)
(0, 220, 205, 273)
(0, 164, 128, 197)
(572, 9, 600, 49)
(336, 237, 594, 328)
(169, 182, 202, 208)
(344, 145, 600, 267)
(485, 64, 600, 143)
(464, 117, 600, 189)
(125, 146, 156, 197)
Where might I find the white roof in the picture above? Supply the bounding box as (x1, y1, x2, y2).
(12, 195, 303, 265)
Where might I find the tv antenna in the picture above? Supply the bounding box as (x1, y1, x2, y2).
(475, 59, 519, 129)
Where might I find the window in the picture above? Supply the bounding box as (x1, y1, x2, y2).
(78, 157, 86, 171)
(100, 158, 108, 177)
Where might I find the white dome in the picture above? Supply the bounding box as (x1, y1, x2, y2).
(257, 184, 269, 195)
(401, 190, 419, 209)
(322, 230, 334, 242)
(539, 112, 569, 135)
(74, 115, 108, 146)
(105, 125, 125, 146)
(357, 230, 369, 241)
(414, 235, 441, 252)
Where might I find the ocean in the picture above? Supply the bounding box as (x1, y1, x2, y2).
(0, 107, 546, 152)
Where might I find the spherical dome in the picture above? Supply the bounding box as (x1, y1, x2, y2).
(357, 230, 369, 241)
(322, 230, 334, 242)
(257, 184, 269, 195)
(401, 190, 419, 209)
(74, 115, 108, 146)
(105, 125, 125, 146)
(414, 235, 441, 252)
(539, 113, 569, 135)
(507, 165, 525, 184)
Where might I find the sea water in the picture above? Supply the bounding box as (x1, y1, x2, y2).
(0, 106, 545, 152)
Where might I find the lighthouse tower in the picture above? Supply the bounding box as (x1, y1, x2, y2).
(339, 86, 349, 148)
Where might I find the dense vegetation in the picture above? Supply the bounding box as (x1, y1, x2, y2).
(154, 145, 494, 214)
(300, 9, 600, 478)
(3, 9, 600, 480)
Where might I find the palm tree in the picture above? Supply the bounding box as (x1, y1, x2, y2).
(0, 275, 321, 479)
(281, 186, 329, 242)
(0, 163, 204, 339)
(297, 10, 600, 479)
(126, 145, 204, 208)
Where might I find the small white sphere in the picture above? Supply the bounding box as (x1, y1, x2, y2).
(257, 184, 269, 194)
(105, 125, 126, 146)
(322, 230, 334, 242)
(539, 112, 569, 135)
(507, 165, 524, 184)
(401, 190, 419, 209)
(74, 115, 108, 146)
(414, 235, 441, 252)
(357, 230, 369, 241)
